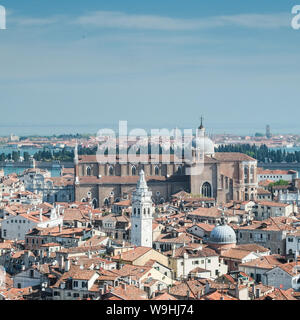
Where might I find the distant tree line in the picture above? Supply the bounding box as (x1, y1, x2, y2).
(33, 148, 74, 162)
(0, 151, 30, 162)
(215, 144, 300, 163)
(3, 143, 300, 164)
(19, 133, 91, 141)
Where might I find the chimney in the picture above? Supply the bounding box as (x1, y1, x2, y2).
(65, 259, 70, 272)
(172, 244, 176, 258)
(205, 281, 210, 295)
(59, 255, 64, 271)
(255, 287, 261, 299)
(186, 290, 190, 300)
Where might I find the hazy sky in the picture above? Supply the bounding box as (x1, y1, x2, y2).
(0, 0, 300, 135)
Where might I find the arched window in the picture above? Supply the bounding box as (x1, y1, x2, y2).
(138, 208, 140, 215)
(201, 182, 212, 198)
(177, 165, 182, 175)
(148, 208, 150, 215)
(109, 166, 114, 176)
(245, 193, 249, 201)
(86, 167, 91, 176)
(131, 166, 136, 175)
(154, 166, 159, 175)
(134, 208, 136, 215)
(250, 193, 254, 200)
(104, 198, 110, 207)
(144, 208, 146, 215)
(250, 166, 254, 174)
(92, 198, 98, 209)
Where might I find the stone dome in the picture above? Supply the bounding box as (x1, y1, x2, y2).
(209, 224, 237, 245)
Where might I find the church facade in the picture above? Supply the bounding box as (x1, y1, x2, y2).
(74, 123, 258, 208)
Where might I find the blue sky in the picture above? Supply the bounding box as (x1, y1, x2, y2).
(0, 0, 299, 135)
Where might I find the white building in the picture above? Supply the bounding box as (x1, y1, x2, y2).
(251, 201, 295, 221)
(13, 266, 48, 289)
(130, 170, 153, 248)
(279, 190, 300, 206)
(286, 232, 300, 256)
(257, 169, 298, 182)
(166, 245, 228, 280)
(1, 207, 63, 240)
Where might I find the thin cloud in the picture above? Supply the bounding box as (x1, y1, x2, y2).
(9, 11, 290, 30)
(74, 11, 290, 30)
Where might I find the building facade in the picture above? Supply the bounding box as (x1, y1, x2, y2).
(74, 123, 258, 207)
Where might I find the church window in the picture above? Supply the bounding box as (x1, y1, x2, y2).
(131, 166, 137, 175)
(86, 167, 91, 176)
(154, 166, 159, 175)
(201, 182, 212, 198)
(177, 165, 182, 175)
(92, 199, 98, 209)
(109, 166, 114, 176)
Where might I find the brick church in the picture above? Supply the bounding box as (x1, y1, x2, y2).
(74, 122, 258, 208)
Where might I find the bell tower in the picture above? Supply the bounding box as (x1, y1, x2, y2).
(131, 170, 153, 248)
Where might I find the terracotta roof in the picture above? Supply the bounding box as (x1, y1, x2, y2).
(213, 152, 256, 162)
(112, 247, 152, 262)
(152, 292, 178, 300)
(239, 255, 284, 270)
(107, 284, 147, 300)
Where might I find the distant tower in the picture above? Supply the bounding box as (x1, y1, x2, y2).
(131, 170, 153, 248)
(74, 143, 79, 185)
(266, 125, 271, 139)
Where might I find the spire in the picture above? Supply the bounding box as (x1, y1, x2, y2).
(136, 170, 148, 191)
(198, 116, 204, 130)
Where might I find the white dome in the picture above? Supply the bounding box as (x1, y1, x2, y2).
(191, 136, 215, 155)
(209, 224, 237, 244)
